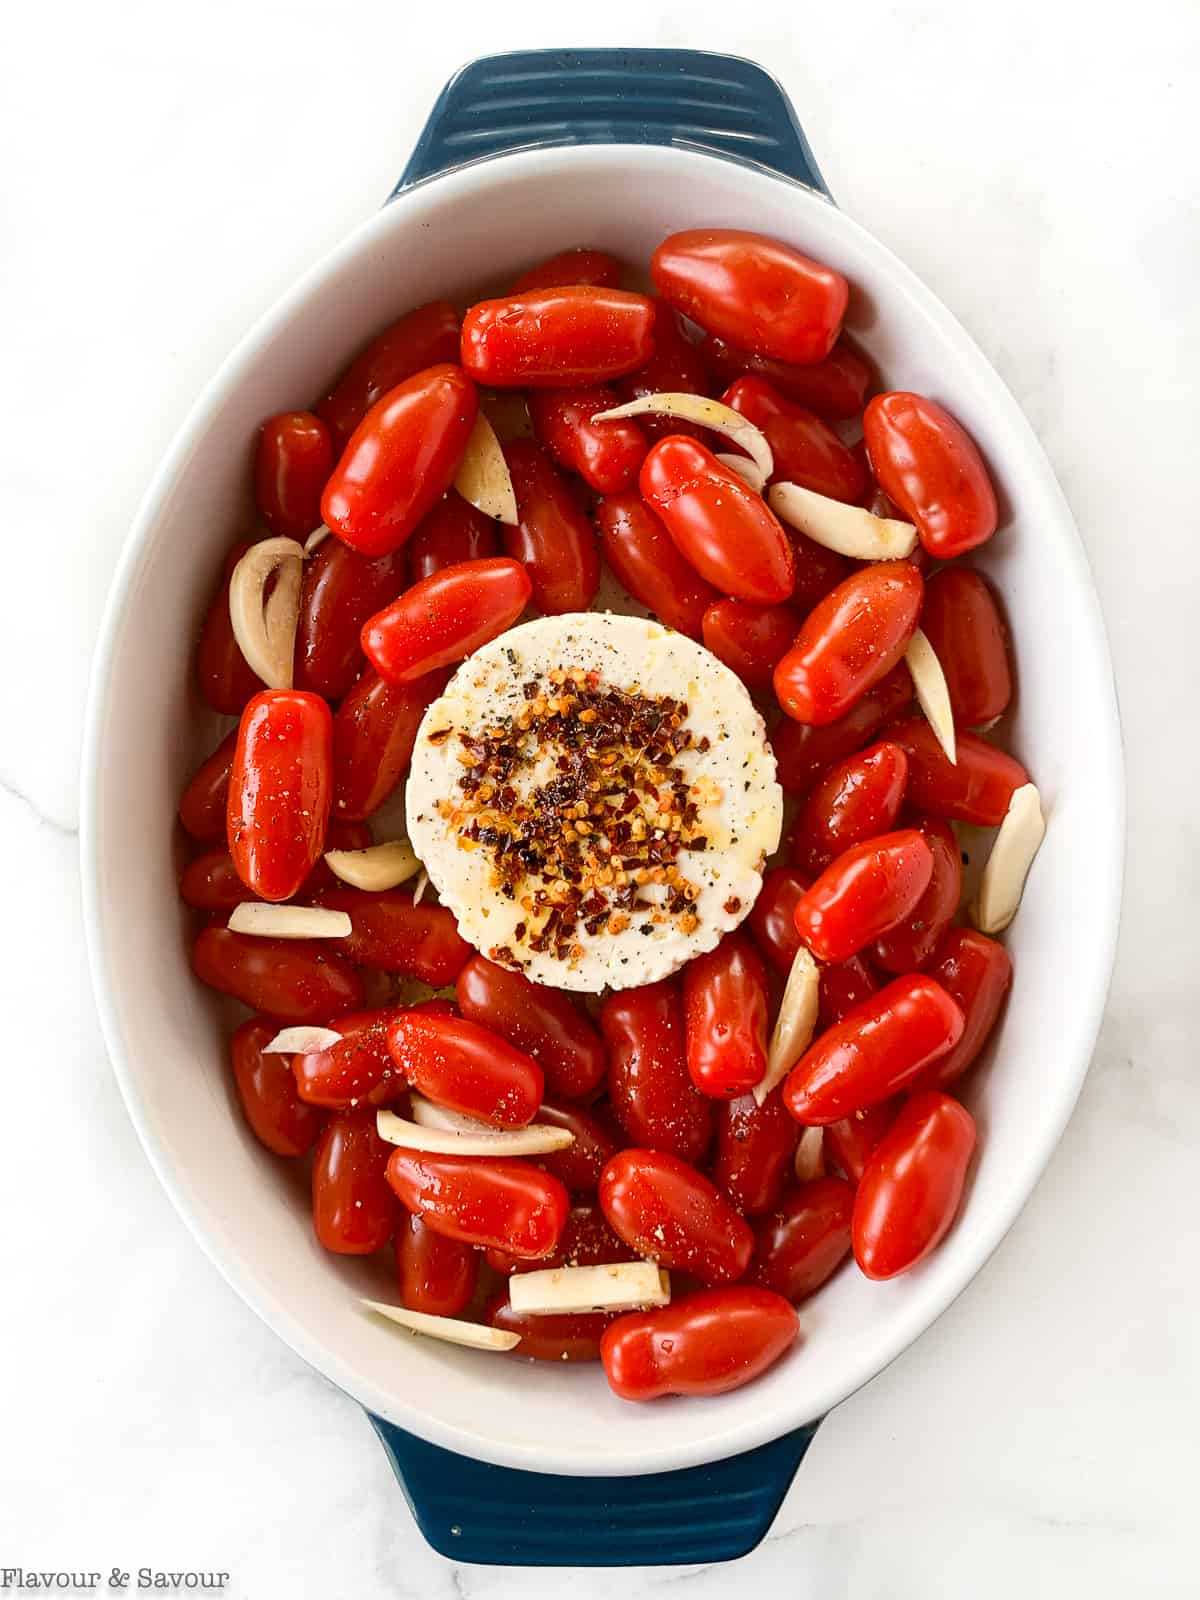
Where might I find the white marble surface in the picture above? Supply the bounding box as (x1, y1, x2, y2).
(2, 0, 1197, 1593)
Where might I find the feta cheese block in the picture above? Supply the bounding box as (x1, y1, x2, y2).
(406, 613, 783, 992)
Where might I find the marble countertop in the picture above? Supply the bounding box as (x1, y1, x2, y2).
(3, 2, 1196, 1594)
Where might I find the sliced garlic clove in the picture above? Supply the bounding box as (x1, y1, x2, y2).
(793, 1125, 826, 1184)
(755, 945, 820, 1106)
(228, 536, 305, 689)
(324, 839, 421, 892)
(262, 1025, 343, 1055)
(411, 868, 430, 906)
(591, 393, 774, 485)
(409, 1095, 492, 1134)
(376, 1107, 574, 1157)
(303, 524, 330, 554)
(714, 452, 768, 495)
(905, 627, 957, 765)
(361, 1300, 520, 1351)
(508, 1262, 670, 1318)
(768, 481, 918, 561)
(454, 413, 518, 525)
(227, 903, 352, 939)
(971, 783, 1045, 934)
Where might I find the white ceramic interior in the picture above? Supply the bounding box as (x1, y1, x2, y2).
(81, 145, 1123, 1477)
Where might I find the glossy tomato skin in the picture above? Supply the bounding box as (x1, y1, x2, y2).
(771, 664, 913, 795)
(652, 229, 847, 365)
(682, 933, 771, 1098)
(386, 1150, 568, 1259)
(227, 691, 333, 901)
(395, 1213, 478, 1317)
(824, 1100, 900, 1183)
(321, 364, 478, 557)
(602, 1286, 797, 1399)
(791, 741, 910, 876)
(748, 1176, 855, 1301)
(917, 927, 1013, 1089)
(615, 303, 713, 437)
(853, 1090, 977, 1278)
(332, 667, 447, 821)
(291, 1009, 404, 1108)
(793, 829, 934, 964)
(818, 955, 880, 1031)
(599, 981, 713, 1165)
(722, 376, 866, 503)
(510, 248, 623, 293)
(455, 955, 607, 1101)
(316, 300, 461, 450)
(254, 411, 334, 539)
(599, 1148, 753, 1284)
(294, 540, 406, 700)
(873, 816, 963, 973)
(595, 491, 718, 639)
(486, 1199, 627, 1277)
(361, 558, 532, 684)
(640, 436, 794, 603)
(701, 599, 798, 690)
(195, 543, 264, 716)
(534, 1100, 622, 1195)
(180, 820, 370, 912)
(529, 386, 649, 493)
(406, 491, 498, 581)
(461, 286, 655, 387)
(919, 567, 1012, 726)
(192, 927, 364, 1022)
(787, 528, 853, 612)
(179, 730, 238, 842)
(230, 1017, 325, 1157)
(503, 439, 601, 613)
(386, 1010, 543, 1127)
(312, 1108, 396, 1254)
(700, 332, 870, 421)
(315, 887, 470, 984)
(864, 392, 998, 558)
(748, 866, 808, 975)
(774, 561, 924, 726)
(487, 1294, 612, 1362)
(714, 1090, 799, 1217)
(886, 718, 1030, 825)
(784, 974, 965, 1124)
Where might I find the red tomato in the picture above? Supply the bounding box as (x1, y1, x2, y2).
(332, 667, 446, 821)
(824, 1101, 899, 1183)
(395, 1213, 478, 1317)
(853, 1090, 977, 1278)
(180, 820, 370, 912)
(787, 531, 853, 614)
(361, 558, 531, 684)
(386, 1010, 543, 1127)
(771, 663, 913, 794)
(503, 438, 601, 613)
(652, 229, 847, 365)
(406, 491, 498, 581)
(230, 1016, 325, 1157)
(534, 1100, 622, 1194)
(312, 1108, 395, 1254)
(748, 1176, 855, 1301)
(640, 437, 794, 603)
(487, 1293, 613, 1362)
(509, 247, 623, 292)
(873, 816, 962, 973)
(195, 543, 264, 716)
(602, 1286, 797, 1399)
(461, 286, 655, 387)
(701, 332, 870, 421)
(294, 541, 406, 701)
(254, 411, 334, 539)
(455, 955, 606, 1101)
(315, 887, 470, 984)
(291, 1009, 403, 1108)
(529, 386, 648, 492)
(682, 933, 771, 1098)
(774, 562, 924, 726)
(600, 1148, 753, 1283)
(599, 981, 713, 1165)
(192, 927, 364, 1022)
(179, 730, 237, 842)
(595, 491, 718, 638)
(791, 741, 910, 876)
(386, 1150, 568, 1258)
(748, 866, 808, 975)
(226, 691, 332, 902)
(886, 717, 1030, 825)
(316, 300, 461, 451)
(917, 927, 1013, 1089)
(322, 364, 478, 557)
(793, 829, 934, 964)
(722, 376, 866, 503)
(701, 599, 798, 689)
(863, 393, 998, 558)
(615, 303, 713, 437)
(486, 1200, 627, 1277)
(919, 567, 1012, 726)
(713, 1089, 799, 1217)
(818, 955, 880, 1030)
(784, 974, 965, 1124)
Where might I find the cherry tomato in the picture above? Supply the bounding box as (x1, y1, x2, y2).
(180, 820, 370, 912)
(294, 540, 405, 700)
(919, 567, 1012, 727)
(599, 981, 713, 1165)
(332, 667, 447, 821)
(640, 436, 794, 604)
(361, 558, 531, 685)
(311, 886, 467, 984)
(178, 730, 238, 843)
(321, 364, 478, 557)
(455, 955, 606, 1101)
(395, 1213, 478, 1317)
(386, 1010, 543, 1126)
(312, 1107, 395, 1254)
(599, 1148, 753, 1284)
(863, 392, 998, 558)
(254, 411, 334, 539)
(701, 599, 798, 690)
(534, 1100, 622, 1194)
(502, 439, 601, 613)
(227, 690, 332, 901)
(192, 927, 364, 1022)
(771, 663, 913, 794)
(292, 1009, 404, 1108)
(818, 955, 880, 1030)
(793, 829, 934, 964)
(886, 717, 1030, 825)
(787, 530, 854, 613)
(682, 933, 771, 1098)
(595, 491, 718, 639)
(615, 303, 713, 438)
(652, 229, 847, 365)
(722, 377, 866, 503)
(873, 816, 962, 973)
(602, 1286, 797, 1399)
(509, 247, 624, 293)
(824, 1101, 899, 1183)
(917, 927, 1012, 1089)
(487, 1293, 613, 1362)
(700, 332, 870, 421)
(486, 1200, 627, 1277)
(316, 300, 461, 450)
(529, 386, 648, 493)
(386, 1150, 568, 1259)
(784, 974, 965, 1124)
(461, 286, 655, 387)
(748, 866, 808, 976)
(774, 562, 924, 726)
(713, 1089, 799, 1217)
(195, 543, 263, 715)
(230, 1016, 325, 1157)
(406, 491, 499, 581)
(748, 1176, 855, 1301)
(791, 741, 910, 876)
(853, 1090, 977, 1278)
